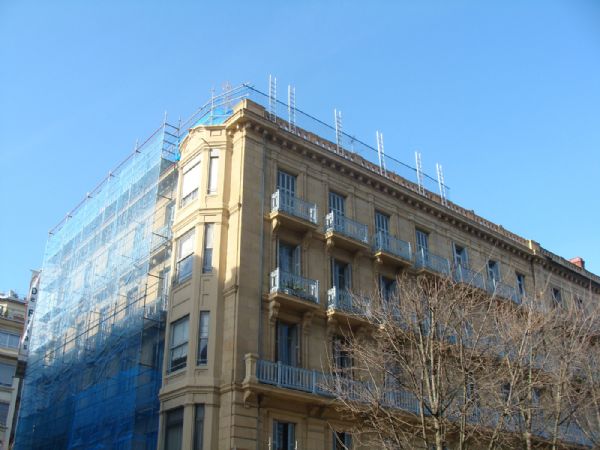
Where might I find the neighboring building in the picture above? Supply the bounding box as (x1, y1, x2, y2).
(14, 84, 600, 449)
(0, 291, 25, 450)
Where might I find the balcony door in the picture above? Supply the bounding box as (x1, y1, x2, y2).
(453, 244, 468, 268)
(375, 211, 389, 234)
(277, 170, 296, 214)
(332, 259, 351, 292)
(415, 229, 429, 261)
(278, 242, 300, 276)
(276, 322, 299, 367)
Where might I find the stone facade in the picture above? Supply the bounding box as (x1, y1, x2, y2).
(158, 99, 600, 449)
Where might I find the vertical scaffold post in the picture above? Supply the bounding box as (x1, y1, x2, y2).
(415, 151, 425, 195)
(222, 81, 232, 110)
(288, 85, 296, 134)
(268, 75, 277, 121)
(334, 109, 343, 154)
(210, 87, 215, 125)
(436, 163, 448, 206)
(376, 131, 387, 176)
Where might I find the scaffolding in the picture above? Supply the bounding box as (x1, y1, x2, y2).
(15, 122, 179, 450)
(14, 81, 456, 450)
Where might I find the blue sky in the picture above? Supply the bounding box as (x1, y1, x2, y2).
(1, 1, 599, 296)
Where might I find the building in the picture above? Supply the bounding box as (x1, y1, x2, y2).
(0, 290, 26, 450)
(15, 84, 600, 449)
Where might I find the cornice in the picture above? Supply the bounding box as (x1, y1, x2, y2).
(224, 106, 600, 292)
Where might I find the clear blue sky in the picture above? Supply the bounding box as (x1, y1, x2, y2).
(1, 1, 599, 296)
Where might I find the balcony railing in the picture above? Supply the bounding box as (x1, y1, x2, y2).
(325, 212, 369, 244)
(327, 287, 367, 315)
(373, 231, 412, 261)
(453, 265, 486, 291)
(255, 359, 420, 413)
(271, 190, 318, 225)
(250, 358, 591, 447)
(415, 249, 451, 276)
(256, 359, 331, 395)
(270, 268, 319, 304)
(489, 280, 519, 304)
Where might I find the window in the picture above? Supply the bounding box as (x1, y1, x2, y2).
(207, 149, 219, 194)
(197, 312, 209, 365)
(277, 170, 297, 213)
(169, 316, 189, 372)
(181, 155, 201, 207)
(277, 170, 296, 196)
(176, 229, 195, 283)
(375, 211, 390, 234)
(415, 229, 429, 256)
(501, 382, 511, 402)
(379, 275, 397, 304)
(333, 431, 352, 449)
(164, 200, 175, 227)
(0, 402, 8, 427)
(331, 259, 351, 291)
(487, 260, 500, 288)
(202, 224, 214, 273)
(453, 244, 468, 268)
(158, 268, 171, 303)
(273, 421, 295, 450)
(193, 405, 205, 450)
(328, 192, 345, 216)
(552, 287, 563, 306)
(0, 331, 20, 349)
(0, 363, 15, 386)
(278, 241, 301, 275)
(276, 322, 298, 366)
(164, 407, 184, 450)
(516, 273, 526, 298)
(333, 336, 352, 377)
(126, 286, 138, 314)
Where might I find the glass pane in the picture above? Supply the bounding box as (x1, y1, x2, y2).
(194, 405, 205, 450)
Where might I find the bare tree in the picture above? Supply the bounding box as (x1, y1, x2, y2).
(324, 273, 600, 450)
(324, 273, 504, 450)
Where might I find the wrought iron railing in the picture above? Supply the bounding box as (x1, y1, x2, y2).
(271, 190, 318, 225)
(453, 265, 486, 290)
(253, 358, 591, 447)
(270, 268, 319, 304)
(327, 287, 367, 315)
(415, 249, 451, 276)
(489, 280, 519, 304)
(325, 212, 368, 244)
(373, 231, 412, 261)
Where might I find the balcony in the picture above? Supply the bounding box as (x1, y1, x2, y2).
(269, 269, 320, 311)
(414, 249, 451, 277)
(245, 356, 422, 416)
(489, 280, 520, 304)
(372, 231, 412, 267)
(327, 287, 370, 325)
(245, 357, 593, 449)
(453, 265, 486, 291)
(324, 212, 369, 252)
(270, 190, 318, 232)
(255, 359, 331, 396)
